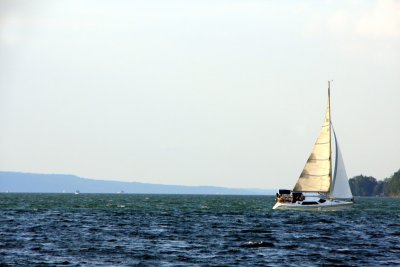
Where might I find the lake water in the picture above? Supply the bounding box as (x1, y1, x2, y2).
(0, 194, 399, 266)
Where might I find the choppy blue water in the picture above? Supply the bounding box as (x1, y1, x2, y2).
(0, 194, 399, 266)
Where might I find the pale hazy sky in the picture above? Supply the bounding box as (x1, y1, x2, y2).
(0, 0, 399, 189)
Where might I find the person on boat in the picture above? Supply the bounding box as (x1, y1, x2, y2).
(277, 194, 285, 203)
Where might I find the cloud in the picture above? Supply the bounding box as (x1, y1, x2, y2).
(302, 0, 400, 40)
(356, 0, 400, 39)
(0, 15, 26, 46)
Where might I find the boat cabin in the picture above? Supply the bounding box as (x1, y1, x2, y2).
(300, 198, 326, 205)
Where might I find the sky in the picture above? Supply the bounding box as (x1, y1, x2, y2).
(0, 0, 399, 189)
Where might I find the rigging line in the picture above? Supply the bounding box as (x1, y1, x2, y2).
(331, 125, 339, 194)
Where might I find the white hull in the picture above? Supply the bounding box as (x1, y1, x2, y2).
(272, 199, 353, 211)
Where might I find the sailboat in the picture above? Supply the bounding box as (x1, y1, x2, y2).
(273, 82, 353, 210)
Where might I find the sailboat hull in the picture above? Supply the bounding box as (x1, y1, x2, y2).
(272, 199, 353, 211)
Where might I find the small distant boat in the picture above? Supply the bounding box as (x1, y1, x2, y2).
(273, 82, 354, 210)
(75, 190, 80, 195)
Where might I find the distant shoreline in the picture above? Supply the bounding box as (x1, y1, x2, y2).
(0, 192, 273, 196)
(0, 171, 275, 195)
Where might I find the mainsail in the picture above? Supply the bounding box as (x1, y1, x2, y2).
(293, 101, 332, 193)
(331, 129, 353, 199)
(293, 84, 353, 197)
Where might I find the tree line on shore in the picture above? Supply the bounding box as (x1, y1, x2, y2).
(349, 169, 400, 197)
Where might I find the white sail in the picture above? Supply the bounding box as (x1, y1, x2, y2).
(293, 102, 331, 193)
(331, 129, 353, 199)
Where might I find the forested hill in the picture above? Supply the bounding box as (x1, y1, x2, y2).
(349, 169, 400, 197)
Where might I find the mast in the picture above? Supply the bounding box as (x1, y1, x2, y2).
(328, 81, 332, 196)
